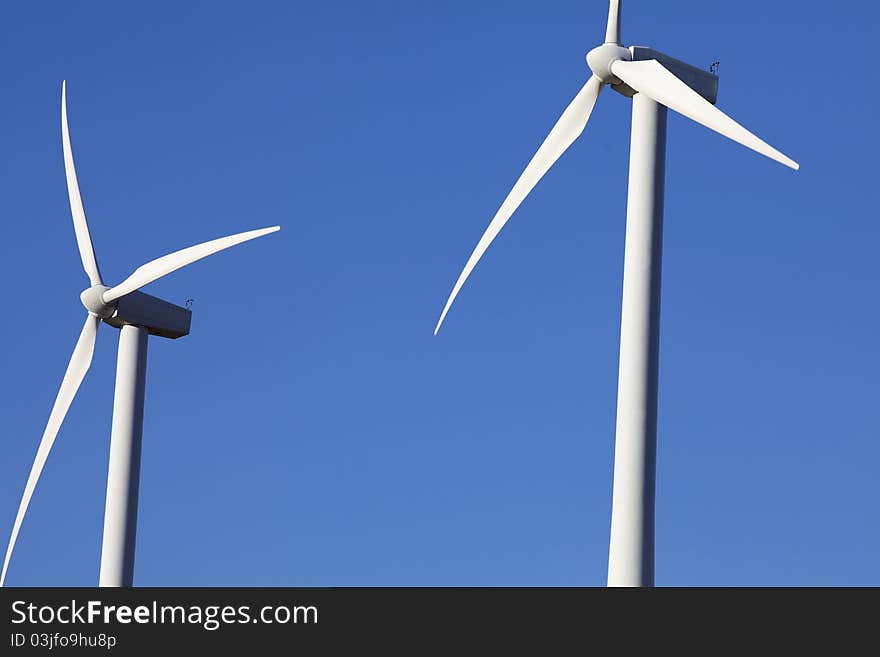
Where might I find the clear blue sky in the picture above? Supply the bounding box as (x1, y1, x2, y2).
(0, 1, 877, 586)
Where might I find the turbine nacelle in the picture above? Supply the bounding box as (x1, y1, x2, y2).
(80, 285, 115, 318)
(586, 44, 632, 84)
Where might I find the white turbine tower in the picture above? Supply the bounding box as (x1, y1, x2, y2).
(434, 1, 798, 586)
(0, 82, 280, 587)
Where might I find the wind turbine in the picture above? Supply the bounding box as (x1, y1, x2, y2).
(434, 0, 798, 587)
(0, 82, 280, 587)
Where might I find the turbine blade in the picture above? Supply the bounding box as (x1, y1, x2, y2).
(1, 314, 100, 587)
(102, 226, 281, 303)
(62, 81, 103, 286)
(434, 76, 604, 335)
(610, 59, 799, 170)
(605, 0, 622, 44)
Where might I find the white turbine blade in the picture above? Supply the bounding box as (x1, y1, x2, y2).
(605, 0, 622, 44)
(610, 59, 799, 170)
(434, 76, 604, 335)
(1, 314, 100, 587)
(62, 81, 103, 286)
(102, 226, 281, 303)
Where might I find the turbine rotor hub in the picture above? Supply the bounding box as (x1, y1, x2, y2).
(586, 44, 632, 84)
(80, 285, 115, 318)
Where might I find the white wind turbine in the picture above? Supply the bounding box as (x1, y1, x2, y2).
(1, 82, 280, 587)
(434, 0, 798, 586)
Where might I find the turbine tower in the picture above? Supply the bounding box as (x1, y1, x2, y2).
(0, 82, 280, 587)
(434, 0, 798, 586)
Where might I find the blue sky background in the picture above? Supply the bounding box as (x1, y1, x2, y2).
(0, 1, 876, 586)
